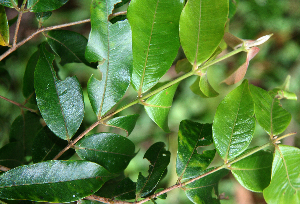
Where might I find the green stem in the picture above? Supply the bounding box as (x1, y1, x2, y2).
(274, 132, 297, 142)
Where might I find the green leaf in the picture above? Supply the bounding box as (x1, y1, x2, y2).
(231, 150, 272, 192)
(9, 112, 43, 157)
(144, 83, 179, 132)
(179, 0, 229, 66)
(128, 0, 184, 94)
(113, 177, 136, 200)
(175, 58, 193, 74)
(0, 6, 9, 46)
(106, 114, 139, 136)
(76, 133, 136, 173)
(35, 11, 52, 23)
(185, 168, 229, 204)
(0, 142, 24, 169)
(177, 120, 216, 181)
(263, 145, 300, 203)
(86, 0, 132, 116)
(32, 126, 75, 163)
(269, 88, 297, 101)
(154, 188, 167, 200)
(46, 30, 94, 67)
(213, 80, 255, 162)
(199, 70, 219, 98)
(23, 51, 39, 104)
(27, 0, 69, 12)
(0, 0, 17, 8)
(249, 84, 292, 136)
(34, 44, 84, 140)
(0, 67, 11, 89)
(0, 160, 114, 202)
(136, 142, 170, 198)
(229, 0, 239, 19)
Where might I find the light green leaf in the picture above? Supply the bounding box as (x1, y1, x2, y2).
(144, 83, 179, 132)
(199, 70, 219, 98)
(34, 44, 84, 140)
(231, 150, 272, 192)
(175, 58, 193, 74)
(0, 160, 114, 202)
(213, 80, 255, 162)
(185, 168, 229, 204)
(27, 0, 69, 12)
(106, 114, 139, 136)
(76, 133, 136, 173)
(269, 88, 297, 101)
(249, 84, 292, 136)
(177, 120, 216, 181)
(263, 145, 300, 203)
(128, 0, 184, 94)
(179, 0, 228, 66)
(136, 142, 170, 198)
(0, 6, 9, 46)
(0, 0, 17, 8)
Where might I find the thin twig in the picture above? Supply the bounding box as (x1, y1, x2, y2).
(0, 165, 10, 172)
(0, 95, 38, 113)
(13, 11, 23, 47)
(0, 19, 91, 61)
(108, 11, 127, 19)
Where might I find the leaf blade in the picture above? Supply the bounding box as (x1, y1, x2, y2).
(27, 0, 69, 12)
(0, 6, 9, 46)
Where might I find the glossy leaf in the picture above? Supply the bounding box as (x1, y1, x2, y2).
(144, 83, 179, 132)
(0, 6, 9, 46)
(128, 0, 184, 94)
(9, 112, 43, 157)
(35, 11, 52, 22)
(175, 58, 193, 74)
(179, 0, 228, 66)
(27, 0, 69, 12)
(0, 142, 24, 169)
(76, 133, 136, 173)
(0, 160, 114, 202)
(86, 0, 132, 116)
(32, 126, 75, 163)
(213, 80, 255, 162)
(177, 120, 216, 181)
(249, 84, 292, 136)
(231, 150, 272, 192)
(23, 51, 39, 104)
(263, 145, 300, 203)
(136, 142, 170, 198)
(185, 168, 229, 204)
(106, 114, 139, 136)
(34, 44, 84, 140)
(0, 0, 17, 8)
(46, 30, 93, 67)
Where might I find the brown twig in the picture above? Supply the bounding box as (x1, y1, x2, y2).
(0, 165, 10, 172)
(0, 95, 38, 113)
(13, 11, 23, 47)
(108, 11, 127, 19)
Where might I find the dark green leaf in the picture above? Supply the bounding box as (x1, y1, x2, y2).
(175, 58, 193, 74)
(9, 112, 43, 157)
(32, 126, 75, 163)
(177, 120, 216, 181)
(8, 14, 17, 26)
(154, 188, 167, 200)
(0, 142, 24, 169)
(0, 67, 11, 89)
(0, 6, 9, 46)
(0, 160, 114, 202)
(263, 145, 300, 203)
(113, 177, 136, 200)
(250, 84, 292, 136)
(136, 142, 170, 198)
(185, 168, 229, 204)
(27, 0, 69, 12)
(213, 80, 255, 162)
(0, 0, 17, 8)
(128, 0, 184, 94)
(76, 133, 136, 173)
(229, 0, 239, 19)
(145, 83, 179, 132)
(179, 0, 228, 66)
(106, 114, 139, 136)
(231, 150, 272, 192)
(46, 30, 94, 67)
(35, 12, 52, 23)
(34, 44, 84, 140)
(23, 51, 39, 104)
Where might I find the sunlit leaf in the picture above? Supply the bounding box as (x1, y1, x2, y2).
(185, 168, 229, 204)
(136, 142, 170, 198)
(106, 114, 139, 136)
(76, 133, 136, 173)
(263, 145, 300, 203)
(27, 0, 69, 12)
(0, 6, 9, 46)
(145, 83, 179, 132)
(128, 0, 184, 94)
(213, 80, 255, 162)
(0, 0, 17, 8)
(179, 0, 228, 66)
(34, 44, 84, 140)
(177, 120, 216, 181)
(249, 84, 292, 136)
(231, 149, 272, 192)
(0, 160, 114, 202)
